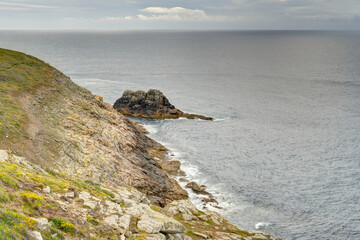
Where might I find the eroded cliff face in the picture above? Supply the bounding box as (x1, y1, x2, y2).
(0, 48, 187, 205)
(0, 49, 279, 240)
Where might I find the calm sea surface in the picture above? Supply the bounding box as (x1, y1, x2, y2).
(1, 30, 360, 239)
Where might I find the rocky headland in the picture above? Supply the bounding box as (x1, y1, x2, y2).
(0, 48, 279, 240)
(113, 89, 213, 120)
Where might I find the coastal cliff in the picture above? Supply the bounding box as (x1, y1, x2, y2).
(0, 48, 279, 240)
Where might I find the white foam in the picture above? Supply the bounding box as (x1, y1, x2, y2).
(142, 124, 158, 135)
(255, 222, 272, 230)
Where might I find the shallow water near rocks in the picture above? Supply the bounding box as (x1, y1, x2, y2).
(1, 30, 360, 239)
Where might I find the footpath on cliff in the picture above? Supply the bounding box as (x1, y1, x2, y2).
(0, 48, 280, 240)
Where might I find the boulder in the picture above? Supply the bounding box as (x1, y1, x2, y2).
(118, 214, 131, 231)
(185, 182, 211, 195)
(0, 150, 9, 162)
(159, 160, 181, 175)
(164, 200, 198, 216)
(104, 215, 119, 229)
(113, 89, 213, 120)
(26, 230, 43, 240)
(137, 210, 185, 234)
(31, 217, 51, 232)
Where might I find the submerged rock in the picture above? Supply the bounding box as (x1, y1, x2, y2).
(113, 89, 213, 120)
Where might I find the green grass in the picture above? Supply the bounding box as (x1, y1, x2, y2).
(0, 48, 56, 140)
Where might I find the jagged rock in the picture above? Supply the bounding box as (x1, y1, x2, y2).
(79, 191, 91, 200)
(26, 230, 43, 240)
(159, 160, 181, 175)
(164, 200, 198, 216)
(126, 203, 152, 216)
(113, 89, 213, 120)
(104, 215, 119, 229)
(137, 210, 185, 234)
(185, 182, 211, 195)
(166, 233, 185, 240)
(118, 214, 131, 231)
(0, 150, 9, 162)
(104, 200, 123, 215)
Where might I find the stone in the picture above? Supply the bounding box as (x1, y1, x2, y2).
(145, 233, 166, 240)
(166, 233, 185, 240)
(113, 89, 213, 120)
(193, 232, 208, 239)
(159, 160, 181, 175)
(137, 210, 185, 234)
(31, 218, 50, 232)
(104, 215, 119, 229)
(0, 150, 9, 162)
(118, 214, 131, 231)
(104, 200, 123, 215)
(182, 214, 194, 221)
(185, 182, 210, 195)
(126, 203, 152, 216)
(164, 200, 198, 217)
(27, 230, 43, 240)
(65, 191, 75, 198)
(79, 191, 91, 200)
(42, 186, 51, 194)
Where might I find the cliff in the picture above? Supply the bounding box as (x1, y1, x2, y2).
(0, 48, 279, 240)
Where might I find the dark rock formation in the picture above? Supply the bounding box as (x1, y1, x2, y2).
(113, 89, 213, 120)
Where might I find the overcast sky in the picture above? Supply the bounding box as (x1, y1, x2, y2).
(0, 0, 359, 30)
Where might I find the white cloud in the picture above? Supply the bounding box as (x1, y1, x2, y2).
(105, 7, 243, 22)
(0, 1, 57, 9)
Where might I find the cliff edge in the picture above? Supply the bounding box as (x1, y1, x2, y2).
(0, 48, 279, 240)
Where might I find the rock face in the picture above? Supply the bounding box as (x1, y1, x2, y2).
(113, 89, 213, 120)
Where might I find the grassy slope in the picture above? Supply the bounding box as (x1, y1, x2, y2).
(0, 48, 55, 143)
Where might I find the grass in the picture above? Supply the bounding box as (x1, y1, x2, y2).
(0, 48, 56, 141)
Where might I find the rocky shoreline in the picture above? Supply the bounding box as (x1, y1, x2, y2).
(0, 48, 280, 240)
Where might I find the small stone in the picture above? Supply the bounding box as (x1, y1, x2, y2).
(193, 232, 208, 239)
(65, 191, 75, 198)
(145, 233, 166, 240)
(42, 186, 51, 194)
(0, 150, 9, 162)
(27, 230, 43, 240)
(182, 214, 194, 221)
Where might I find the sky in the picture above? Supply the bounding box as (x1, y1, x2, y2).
(0, 0, 359, 30)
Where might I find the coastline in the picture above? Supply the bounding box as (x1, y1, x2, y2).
(0, 48, 279, 240)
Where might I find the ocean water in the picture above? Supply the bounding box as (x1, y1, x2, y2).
(1, 30, 360, 239)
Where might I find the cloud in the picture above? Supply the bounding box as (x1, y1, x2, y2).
(0, 1, 57, 9)
(105, 7, 243, 22)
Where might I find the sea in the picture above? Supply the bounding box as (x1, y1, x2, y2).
(1, 30, 359, 240)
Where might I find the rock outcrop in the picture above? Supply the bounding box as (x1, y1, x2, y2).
(113, 89, 213, 120)
(0, 49, 279, 240)
(0, 151, 280, 240)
